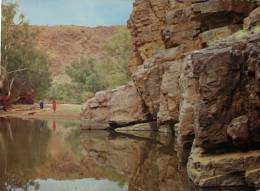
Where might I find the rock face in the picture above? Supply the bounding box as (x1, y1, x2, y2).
(184, 34, 260, 187)
(132, 48, 182, 120)
(127, 0, 169, 74)
(81, 0, 260, 187)
(227, 115, 249, 146)
(127, 0, 259, 74)
(185, 34, 260, 150)
(81, 82, 151, 129)
(244, 6, 260, 29)
(129, 0, 259, 128)
(162, 0, 257, 49)
(188, 147, 260, 187)
(130, 0, 260, 188)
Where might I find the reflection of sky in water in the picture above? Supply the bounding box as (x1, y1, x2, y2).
(7, 178, 128, 191)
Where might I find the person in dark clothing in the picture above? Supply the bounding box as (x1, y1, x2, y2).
(39, 100, 44, 109)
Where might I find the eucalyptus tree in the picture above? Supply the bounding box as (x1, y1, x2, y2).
(1, 3, 51, 99)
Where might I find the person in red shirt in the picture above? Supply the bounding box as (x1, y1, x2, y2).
(52, 100, 57, 112)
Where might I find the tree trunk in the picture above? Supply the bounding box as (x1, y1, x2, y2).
(0, 80, 3, 90)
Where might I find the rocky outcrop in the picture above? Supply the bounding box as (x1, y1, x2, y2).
(244, 6, 260, 29)
(81, 0, 260, 187)
(157, 60, 181, 126)
(127, 0, 169, 74)
(162, 0, 258, 48)
(115, 122, 157, 132)
(188, 147, 260, 187)
(128, 0, 259, 74)
(132, 48, 182, 120)
(81, 82, 151, 129)
(182, 33, 260, 187)
(129, 0, 260, 188)
(129, 0, 259, 126)
(182, 34, 260, 150)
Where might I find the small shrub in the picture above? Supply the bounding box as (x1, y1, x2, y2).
(235, 30, 250, 39)
(253, 24, 260, 33)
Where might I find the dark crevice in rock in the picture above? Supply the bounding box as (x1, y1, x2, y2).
(203, 141, 260, 155)
(195, 11, 245, 33)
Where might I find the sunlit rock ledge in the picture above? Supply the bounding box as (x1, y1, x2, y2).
(81, 82, 152, 130)
(188, 146, 260, 187)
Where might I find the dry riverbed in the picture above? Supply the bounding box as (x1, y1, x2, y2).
(0, 104, 81, 121)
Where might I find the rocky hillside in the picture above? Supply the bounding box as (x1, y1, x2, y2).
(81, 0, 260, 188)
(30, 25, 126, 83)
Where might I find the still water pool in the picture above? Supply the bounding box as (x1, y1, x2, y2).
(0, 118, 256, 191)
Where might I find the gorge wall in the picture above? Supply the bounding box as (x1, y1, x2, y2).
(81, 0, 260, 188)
(30, 25, 125, 83)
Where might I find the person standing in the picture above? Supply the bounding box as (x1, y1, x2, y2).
(39, 100, 44, 109)
(52, 100, 57, 112)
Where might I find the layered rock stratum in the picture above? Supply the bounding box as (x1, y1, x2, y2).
(81, 0, 260, 188)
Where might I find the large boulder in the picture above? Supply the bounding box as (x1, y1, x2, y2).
(81, 82, 151, 130)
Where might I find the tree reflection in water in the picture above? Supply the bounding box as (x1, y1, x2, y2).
(0, 118, 50, 190)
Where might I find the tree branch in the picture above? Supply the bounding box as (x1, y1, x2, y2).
(7, 68, 29, 74)
(8, 78, 14, 97)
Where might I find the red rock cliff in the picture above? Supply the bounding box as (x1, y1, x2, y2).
(81, 0, 260, 187)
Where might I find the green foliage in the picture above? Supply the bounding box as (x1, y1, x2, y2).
(96, 28, 131, 89)
(50, 57, 107, 103)
(235, 29, 250, 39)
(47, 28, 131, 103)
(46, 83, 94, 103)
(1, 3, 51, 97)
(253, 24, 260, 33)
(66, 57, 107, 93)
(46, 84, 66, 101)
(235, 24, 260, 40)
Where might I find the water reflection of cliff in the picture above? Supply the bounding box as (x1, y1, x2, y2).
(0, 118, 255, 191)
(80, 131, 192, 191)
(80, 131, 256, 191)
